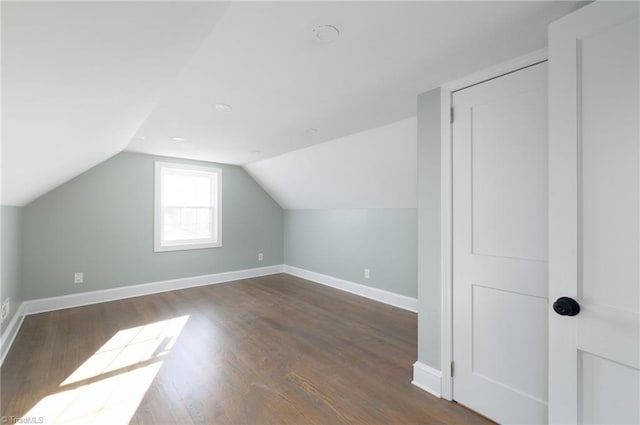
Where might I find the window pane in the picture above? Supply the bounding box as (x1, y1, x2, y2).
(162, 173, 212, 207)
(163, 207, 212, 241)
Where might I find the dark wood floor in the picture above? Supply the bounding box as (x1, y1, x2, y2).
(1, 273, 491, 424)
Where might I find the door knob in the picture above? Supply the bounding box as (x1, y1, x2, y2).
(553, 297, 580, 316)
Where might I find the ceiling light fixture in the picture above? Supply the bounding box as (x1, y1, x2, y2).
(312, 25, 340, 43)
(215, 104, 232, 111)
(306, 128, 318, 134)
(172, 137, 186, 142)
(251, 150, 261, 154)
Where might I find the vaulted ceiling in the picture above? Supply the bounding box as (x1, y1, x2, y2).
(246, 118, 418, 210)
(1, 2, 231, 206)
(2, 1, 582, 207)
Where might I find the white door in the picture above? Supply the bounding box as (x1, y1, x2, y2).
(548, 2, 640, 424)
(452, 62, 549, 424)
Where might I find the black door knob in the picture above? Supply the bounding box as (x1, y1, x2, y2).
(553, 297, 580, 316)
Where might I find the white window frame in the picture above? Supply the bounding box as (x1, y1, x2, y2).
(154, 161, 222, 252)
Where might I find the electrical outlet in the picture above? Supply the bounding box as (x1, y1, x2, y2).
(1, 299, 10, 323)
(364, 268, 370, 279)
(258, 253, 264, 261)
(74, 272, 84, 284)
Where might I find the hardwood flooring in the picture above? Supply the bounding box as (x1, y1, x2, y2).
(1, 273, 492, 424)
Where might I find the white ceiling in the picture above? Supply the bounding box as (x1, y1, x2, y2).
(126, 1, 581, 165)
(1, 1, 230, 206)
(2, 1, 583, 206)
(245, 117, 417, 210)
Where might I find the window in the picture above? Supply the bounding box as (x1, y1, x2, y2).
(154, 162, 222, 252)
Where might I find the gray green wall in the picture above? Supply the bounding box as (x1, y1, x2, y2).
(417, 88, 442, 370)
(22, 152, 284, 300)
(1, 206, 23, 334)
(284, 209, 417, 298)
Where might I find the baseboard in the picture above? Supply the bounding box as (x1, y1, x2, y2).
(412, 361, 442, 398)
(283, 265, 417, 312)
(5, 264, 415, 366)
(22, 264, 285, 315)
(0, 302, 25, 366)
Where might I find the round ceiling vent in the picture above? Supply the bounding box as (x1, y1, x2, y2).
(312, 25, 340, 43)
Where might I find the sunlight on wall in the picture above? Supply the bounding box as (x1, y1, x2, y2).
(24, 315, 190, 425)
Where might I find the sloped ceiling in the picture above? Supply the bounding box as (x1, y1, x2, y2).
(245, 118, 417, 210)
(1, 1, 230, 206)
(1, 1, 584, 207)
(126, 1, 581, 165)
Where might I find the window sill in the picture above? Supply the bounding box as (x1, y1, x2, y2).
(154, 241, 222, 253)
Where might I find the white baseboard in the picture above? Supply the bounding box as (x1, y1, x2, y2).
(0, 302, 25, 366)
(283, 265, 417, 312)
(22, 264, 285, 315)
(3, 264, 416, 366)
(412, 361, 442, 398)
(1, 265, 283, 366)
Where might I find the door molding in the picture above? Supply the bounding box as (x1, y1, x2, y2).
(439, 48, 548, 401)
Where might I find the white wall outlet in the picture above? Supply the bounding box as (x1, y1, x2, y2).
(364, 268, 370, 279)
(74, 272, 84, 284)
(258, 253, 264, 261)
(1, 299, 10, 323)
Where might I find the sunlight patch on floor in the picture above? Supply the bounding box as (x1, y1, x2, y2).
(24, 315, 189, 425)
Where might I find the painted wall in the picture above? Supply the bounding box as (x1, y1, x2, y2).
(266, 118, 419, 299)
(245, 118, 417, 210)
(284, 209, 417, 298)
(22, 152, 283, 300)
(1, 206, 23, 334)
(417, 88, 442, 370)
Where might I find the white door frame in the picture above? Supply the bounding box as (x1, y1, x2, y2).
(439, 48, 548, 401)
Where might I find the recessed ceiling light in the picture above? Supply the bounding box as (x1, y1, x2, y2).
(312, 25, 340, 43)
(215, 104, 232, 111)
(172, 137, 186, 142)
(251, 150, 261, 154)
(306, 128, 318, 134)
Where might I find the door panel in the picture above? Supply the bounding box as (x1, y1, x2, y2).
(472, 285, 548, 402)
(472, 89, 547, 261)
(581, 18, 639, 314)
(548, 2, 639, 424)
(581, 352, 640, 425)
(453, 62, 548, 424)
